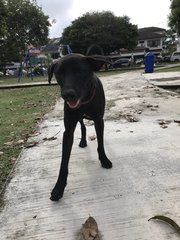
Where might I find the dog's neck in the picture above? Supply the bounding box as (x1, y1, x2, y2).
(81, 84, 96, 105)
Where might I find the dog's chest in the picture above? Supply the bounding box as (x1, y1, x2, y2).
(83, 113, 92, 120)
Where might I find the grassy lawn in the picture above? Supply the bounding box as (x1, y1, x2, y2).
(0, 75, 48, 85)
(155, 66, 180, 73)
(0, 85, 59, 195)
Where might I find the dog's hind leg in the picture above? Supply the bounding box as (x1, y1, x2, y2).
(79, 119, 87, 148)
(94, 118, 112, 169)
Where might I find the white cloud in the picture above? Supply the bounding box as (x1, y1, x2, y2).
(36, 0, 171, 38)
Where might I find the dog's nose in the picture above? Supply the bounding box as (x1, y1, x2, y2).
(62, 89, 77, 101)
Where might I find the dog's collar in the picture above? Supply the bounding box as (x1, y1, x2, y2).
(81, 86, 96, 105)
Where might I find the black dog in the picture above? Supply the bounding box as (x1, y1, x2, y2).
(48, 54, 112, 201)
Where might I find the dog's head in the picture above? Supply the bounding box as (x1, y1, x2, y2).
(48, 54, 109, 109)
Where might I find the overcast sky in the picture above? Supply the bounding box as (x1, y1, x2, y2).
(36, 0, 171, 38)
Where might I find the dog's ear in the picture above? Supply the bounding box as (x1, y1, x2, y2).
(86, 55, 110, 71)
(47, 61, 58, 84)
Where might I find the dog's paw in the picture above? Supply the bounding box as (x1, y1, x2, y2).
(79, 140, 87, 148)
(50, 188, 63, 201)
(100, 158, 113, 169)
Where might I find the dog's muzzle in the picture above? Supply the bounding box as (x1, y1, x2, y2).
(62, 89, 81, 109)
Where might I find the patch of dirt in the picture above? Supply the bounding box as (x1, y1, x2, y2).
(46, 71, 180, 124)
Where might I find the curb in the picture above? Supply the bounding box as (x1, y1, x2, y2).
(0, 81, 58, 89)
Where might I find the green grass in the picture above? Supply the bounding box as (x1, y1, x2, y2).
(0, 85, 59, 194)
(155, 66, 180, 73)
(0, 75, 47, 85)
(0, 70, 124, 85)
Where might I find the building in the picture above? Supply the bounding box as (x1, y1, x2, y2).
(137, 27, 166, 54)
(41, 38, 61, 59)
(119, 27, 167, 59)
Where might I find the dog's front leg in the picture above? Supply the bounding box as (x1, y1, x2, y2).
(94, 118, 112, 169)
(50, 119, 78, 201)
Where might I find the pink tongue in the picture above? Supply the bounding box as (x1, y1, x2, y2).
(67, 99, 80, 108)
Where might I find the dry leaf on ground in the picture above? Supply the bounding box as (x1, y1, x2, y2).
(81, 216, 100, 240)
(25, 141, 38, 148)
(88, 135, 96, 141)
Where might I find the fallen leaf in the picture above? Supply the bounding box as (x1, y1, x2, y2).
(147, 104, 153, 108)
(148, 215, 180, 234)
(28, 131, 40, 137)
(81, 216, 99, 240)
(11, 157, 16, 163)
(125, 115, 139, 122)
(88, 135, 96, 141)
(150, 108, 158, 111)
(25, 141, 38, 148)
(15, 139, 24, 145)
(0, 151, 4, 156)
(34, 117, 41, 121)
(116, 129, 121, 132)
(158, 120, 171, 125)
(43, 136, 57, 141)
(4, 141, 13, 146)
(174, 120, 180, 124)
(160, 125, 168, 129)
(137, 110, 142, 114)
(33, 113, 41, 116)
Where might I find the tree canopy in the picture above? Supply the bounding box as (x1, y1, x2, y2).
(60, 11, 138, 55)
(0, 0, 50, 64)
(168, 0, 180, 35)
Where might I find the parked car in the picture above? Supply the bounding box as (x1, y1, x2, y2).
(155, 55, 163, 63)
(109, 58, 130, 68)
(135, 58, 144, 65)
(162, 55, 171, 62)
(170, 52, 180, 62)
(4, 62, 20, 70)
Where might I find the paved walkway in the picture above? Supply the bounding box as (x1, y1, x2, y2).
(144, 71, 180, 88)
(0, 70, 180, 239)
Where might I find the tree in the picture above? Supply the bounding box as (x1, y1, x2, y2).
(163, 29, 177, 54)
(0, 0, 8, 67)
(0, 0, 50, 63)
(61, 11, 138, 55)
(0, 0, 7, 39)
(168, 0, 180, 35)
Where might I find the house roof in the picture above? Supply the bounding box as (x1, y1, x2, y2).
(138, 27, 166, 40)
(41, 38, 61, 53)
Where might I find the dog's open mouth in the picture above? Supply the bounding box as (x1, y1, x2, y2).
(67, 99, 81, 109)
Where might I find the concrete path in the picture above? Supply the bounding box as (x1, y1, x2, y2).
(1, 70, 180, 239)
(144, 71, 180, 88)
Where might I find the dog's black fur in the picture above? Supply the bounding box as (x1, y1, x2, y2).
(48, 54, 112, 201)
